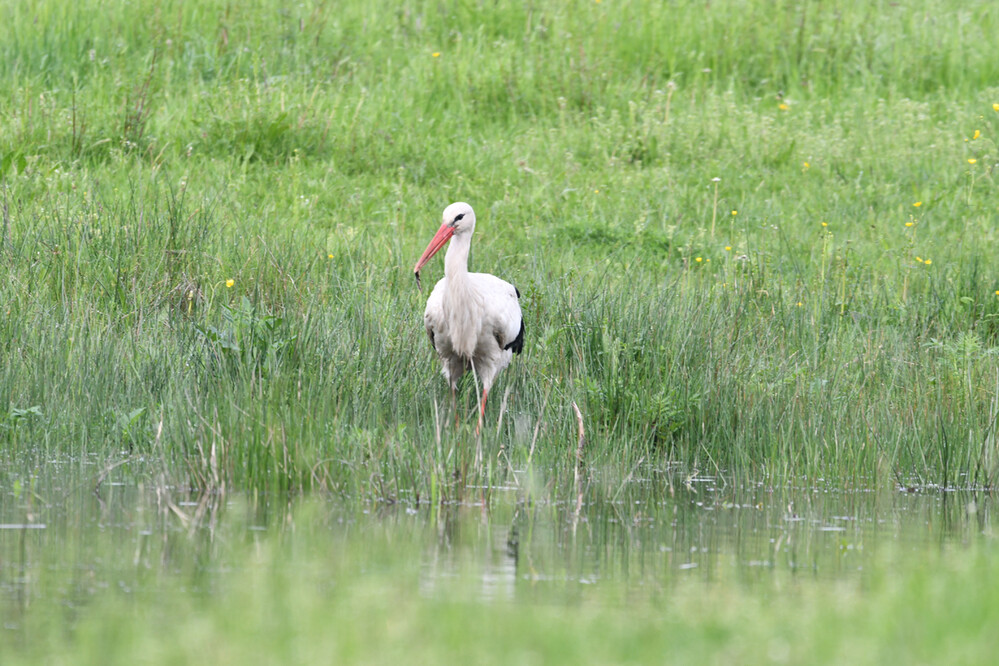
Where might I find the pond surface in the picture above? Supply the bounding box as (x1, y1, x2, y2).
(2, 463, 994, 630)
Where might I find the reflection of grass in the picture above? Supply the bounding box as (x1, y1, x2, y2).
(0, 0, 998, 497)
(4, 497, 997, 666)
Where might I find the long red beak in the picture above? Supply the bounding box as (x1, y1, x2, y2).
(413, 223, 454, 274)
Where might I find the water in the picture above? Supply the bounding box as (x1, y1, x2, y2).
(2, 464, 993, 626)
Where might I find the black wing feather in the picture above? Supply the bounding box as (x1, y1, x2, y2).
(504, 317, 525, 355)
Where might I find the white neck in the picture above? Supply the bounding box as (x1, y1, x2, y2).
(441, 231, 481, 358)
(444, 231, 471, 280)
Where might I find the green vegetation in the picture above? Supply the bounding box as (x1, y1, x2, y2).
(4, 491, 999, 666)
(3, 0, 998, 495)
(2, 0, 999, 661)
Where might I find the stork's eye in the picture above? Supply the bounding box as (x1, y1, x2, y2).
(453, 213, 465, 222)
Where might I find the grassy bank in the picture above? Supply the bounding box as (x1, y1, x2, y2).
(1, 0, 999, 499)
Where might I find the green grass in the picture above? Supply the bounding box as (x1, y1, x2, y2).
(13, 0, 999, 666)
(57, 547, 999, 665)
(6, 2, 999, 660)
(2, 0, 999, 495)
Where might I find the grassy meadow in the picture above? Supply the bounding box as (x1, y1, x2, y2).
(2, 0, 999, 662)
(2, 0, 998, 494)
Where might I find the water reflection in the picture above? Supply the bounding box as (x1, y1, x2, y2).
(0, 465, 995, 625)
(420, 504, 519, 602)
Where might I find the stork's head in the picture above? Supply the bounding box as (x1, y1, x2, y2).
(442, 201, 476, 236)
(413, 202, 476, 276)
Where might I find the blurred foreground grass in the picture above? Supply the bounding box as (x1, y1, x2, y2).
(3, 494, 996, 666)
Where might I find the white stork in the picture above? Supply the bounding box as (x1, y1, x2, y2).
(413, 202, 525, 433)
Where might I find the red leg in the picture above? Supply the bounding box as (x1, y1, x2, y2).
(475, 388, 489, 435)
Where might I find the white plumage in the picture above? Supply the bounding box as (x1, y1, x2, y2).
(414, 202, 525, 431)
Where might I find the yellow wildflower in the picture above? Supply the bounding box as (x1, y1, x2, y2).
(803, 162, 810, 169)
(226, 279, 235, 288)
(432, 52, 441, 58)
(913, 201, 922, 207)
(695, 257, 703, 263)
(725, 246, 732, 251)
(924, 259, 932, 265)
(731, 210, 737, 216)
(778, 103, 789, 111)
(821, 222, 828, 227)
(905, 222, 913, 227)
(915, 256, 923, 263)
(994, 103, 999, 112)
(797, 302, 803, 307)
(973, 129, 981, 140)
(328, 253, 334, 259)
(968, 158, 977, 164)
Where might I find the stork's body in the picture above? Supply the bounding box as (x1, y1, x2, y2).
(414, 203, 524, 431)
